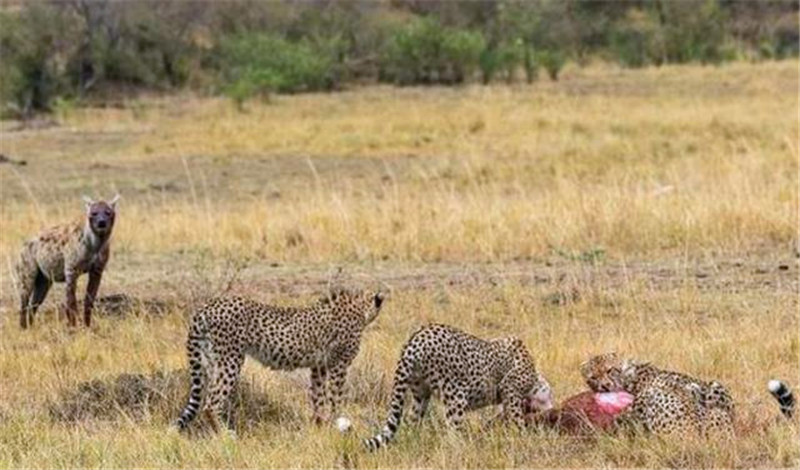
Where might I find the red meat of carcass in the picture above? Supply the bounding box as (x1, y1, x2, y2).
(528, 391, 634, 435)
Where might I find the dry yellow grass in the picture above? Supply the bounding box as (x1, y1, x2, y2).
(0, 61, 798, 468)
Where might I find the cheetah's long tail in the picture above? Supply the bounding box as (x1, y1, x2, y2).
(768, 380, 795, 419)
(363, 357, 411, 451)
(175, 312, 211, 430)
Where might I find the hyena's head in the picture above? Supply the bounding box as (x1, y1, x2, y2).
(83, 195, 119, 236)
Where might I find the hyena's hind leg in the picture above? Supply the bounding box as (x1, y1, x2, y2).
(30, 271, 52, 321)
(17, 248, 50, 329)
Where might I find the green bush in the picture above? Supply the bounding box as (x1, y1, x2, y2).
(0, 0, 795, 116)
(537, 49, 566, 81)
(441, 28, 485, 83)
(522, 44, 539, 84)
(380, 17, 484, 85)
(610, 8, 662, 67)
(0, 6, 78, 116)
(479, 40, 526, 85)
(0, 3, 201, 116)
(217, 33, 337, 105)
(610, 1, 732, 67)
(478, 48, 500, 85)
(380, 17, 443, 84)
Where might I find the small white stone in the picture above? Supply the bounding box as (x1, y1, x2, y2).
(335, 417, 352, 433)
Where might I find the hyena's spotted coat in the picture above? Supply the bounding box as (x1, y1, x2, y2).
(16, 195, 119, 328)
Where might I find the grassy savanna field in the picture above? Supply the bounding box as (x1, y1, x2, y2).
(0, 61, 798, 468)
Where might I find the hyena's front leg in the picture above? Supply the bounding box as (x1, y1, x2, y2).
(64, 269, 79, 327)
(84, 266, 104, 327)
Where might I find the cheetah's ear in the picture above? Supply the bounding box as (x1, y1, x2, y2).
(82, 195, 94, 211)
(620, 359, 636, 373)
(109, 194, 120, 209)
(685, 383, 704, 403)
(373, 292, 385, 310)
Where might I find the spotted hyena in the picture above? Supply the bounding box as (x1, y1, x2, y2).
(16, 195, 119, 328)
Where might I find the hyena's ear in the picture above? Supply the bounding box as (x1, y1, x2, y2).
(109, 194, 120, 209)
(82, 195, 94, 210)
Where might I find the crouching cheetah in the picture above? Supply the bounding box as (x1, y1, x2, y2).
(175, 288, 385, 433)
(580, 353, 737, 436)
(363, 324, 553, 450)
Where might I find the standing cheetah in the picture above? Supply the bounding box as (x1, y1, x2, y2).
(175, 288, 385, 433)
(363, 324, 553, 450)
(16, 195, 119, 328)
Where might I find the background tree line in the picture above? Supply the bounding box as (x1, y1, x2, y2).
(1, 0, 797, 116)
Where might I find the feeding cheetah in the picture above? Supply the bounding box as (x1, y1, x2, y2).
(580, 353, 735, 436)
(363, 324, 553, 451)
(175, 288, 385, 433)
(16, 195, 119, 328)
(580, 353, 796, 436)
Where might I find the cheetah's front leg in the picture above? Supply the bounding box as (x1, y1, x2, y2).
(326, 361, 349, 422)
(310, 366, 329, 424)
(499, 390, 528, 429)
(442, 382, 468, 429)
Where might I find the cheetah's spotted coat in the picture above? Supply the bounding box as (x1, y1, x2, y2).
(175, 288, 385, 432)
(581, 353, 735, 436)
(364, 324, 553, 450)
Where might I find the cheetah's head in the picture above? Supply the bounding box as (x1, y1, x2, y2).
(581, 353, 625, 392)
(524, 371, 554, 413)
(618, 359, 656, 391)
(83, 195, 119, 236)
(323, 287, 385, 326)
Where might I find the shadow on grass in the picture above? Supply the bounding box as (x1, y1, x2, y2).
(48, 369, 296, 433)
(93, 293, 177, 317)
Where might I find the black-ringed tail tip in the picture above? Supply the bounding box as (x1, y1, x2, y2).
(335, 417, 353, 433)
(768, 379, 795, 418)
(363, 432, 388, 451)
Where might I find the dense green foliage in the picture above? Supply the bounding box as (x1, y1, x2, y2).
(218, 34, 338, 106)
(380, 17, 486, 85)
(0, 0, 796, 114)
